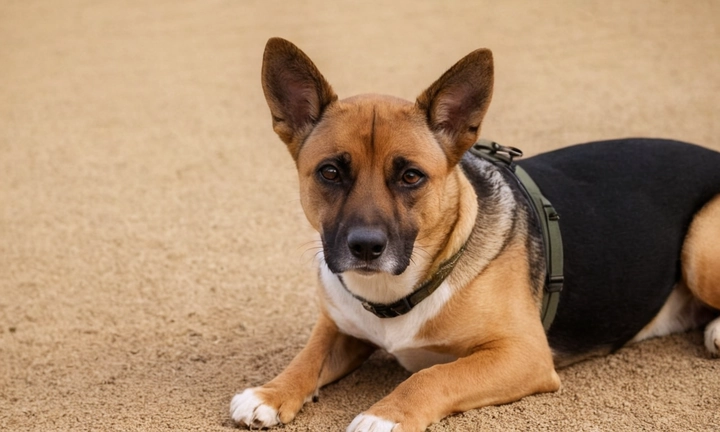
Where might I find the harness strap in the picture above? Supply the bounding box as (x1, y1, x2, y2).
(468, 139, 564, 331)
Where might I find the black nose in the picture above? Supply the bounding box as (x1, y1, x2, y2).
(347, 228, 387, 261)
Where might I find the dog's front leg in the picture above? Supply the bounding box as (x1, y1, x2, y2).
(231, 312, 375, 428)
(347, 340, 560, 432)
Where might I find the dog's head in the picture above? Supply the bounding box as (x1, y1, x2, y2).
(261, 38, 493, 278)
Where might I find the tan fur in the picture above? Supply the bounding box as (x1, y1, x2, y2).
(432, 168, 478, 269)
(418, 238, 546, 355)
(361, 347, 558, 432)
(683, 194, 720, 309)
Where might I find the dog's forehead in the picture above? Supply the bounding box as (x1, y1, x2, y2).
(298, 94, 446, 170)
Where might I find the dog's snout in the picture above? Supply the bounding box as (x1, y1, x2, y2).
(347, 228, 387, 261)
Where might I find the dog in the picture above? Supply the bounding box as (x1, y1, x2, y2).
(230, 37, 720, 432)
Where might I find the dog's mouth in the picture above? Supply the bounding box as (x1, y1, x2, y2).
(348, 265, 382, 276)
(324, 253, 409, 276)
(324, 258, 386, 275)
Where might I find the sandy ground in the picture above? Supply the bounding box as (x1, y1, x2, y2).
(2, 1, 720, 431)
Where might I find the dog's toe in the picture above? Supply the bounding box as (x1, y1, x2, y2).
(230, 388, 281, 428)
(347, 413, 397, 432)
(705, 317, 720, 357)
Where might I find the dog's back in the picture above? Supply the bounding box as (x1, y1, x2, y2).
(518, 138, 720, 359)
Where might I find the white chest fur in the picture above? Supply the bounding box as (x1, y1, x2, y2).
(319, 264, 458, 372)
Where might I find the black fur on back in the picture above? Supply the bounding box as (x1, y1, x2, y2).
(517, 138, 720, 358)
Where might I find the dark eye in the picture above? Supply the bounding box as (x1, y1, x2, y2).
(319, 165, 340, 182)
(401, 169, 424, 185)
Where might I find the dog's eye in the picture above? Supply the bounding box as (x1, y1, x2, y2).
(319, 165, 340, 182)
(401, 169, 424, 185)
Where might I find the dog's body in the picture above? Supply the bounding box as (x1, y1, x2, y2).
(230, 38, 720, 432)
(519, 139, 720, 361)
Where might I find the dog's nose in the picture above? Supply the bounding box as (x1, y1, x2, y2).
(347, 228, 387, 261)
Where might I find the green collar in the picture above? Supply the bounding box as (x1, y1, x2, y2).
(337, 245, 466, 318)
(469, 139, 564, 331)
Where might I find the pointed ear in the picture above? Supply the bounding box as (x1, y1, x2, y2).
(261, 38, 337, 160)
(416, 49, 494, 166)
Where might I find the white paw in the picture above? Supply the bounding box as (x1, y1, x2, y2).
(230, 388, 281, 428)
(705, 317, 720, 356)
(347, 413, 397, 432)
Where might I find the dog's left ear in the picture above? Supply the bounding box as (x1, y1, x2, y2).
(416, 49, 494, 166)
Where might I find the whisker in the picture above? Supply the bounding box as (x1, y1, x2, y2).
(296, 239, 321, 252)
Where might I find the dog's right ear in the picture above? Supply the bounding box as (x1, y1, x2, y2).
(261, 38, 337, 160)
(416, 49, 494, 167)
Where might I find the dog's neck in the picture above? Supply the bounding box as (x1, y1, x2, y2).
(329, 167, 480, 305)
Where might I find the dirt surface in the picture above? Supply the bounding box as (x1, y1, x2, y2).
(2, 1, 720, 431)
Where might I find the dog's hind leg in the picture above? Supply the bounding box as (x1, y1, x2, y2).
(682, 194, 720, 355)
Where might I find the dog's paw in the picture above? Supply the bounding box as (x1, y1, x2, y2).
(705, 317, 720, 356)
(230, 388, 281, 429)
(347, 413, 398, 432)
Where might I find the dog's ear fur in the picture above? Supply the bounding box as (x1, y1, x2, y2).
(416, 49, 494, 166)
(261, 38, 337, 160)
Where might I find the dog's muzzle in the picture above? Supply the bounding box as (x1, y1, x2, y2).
(322, 224, 414, 276)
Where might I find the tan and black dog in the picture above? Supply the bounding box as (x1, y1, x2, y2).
(230, 38, 720, 431)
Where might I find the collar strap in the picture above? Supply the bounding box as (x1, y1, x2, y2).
(337, 245, 466, 319)
(469, 139, 564, 331)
